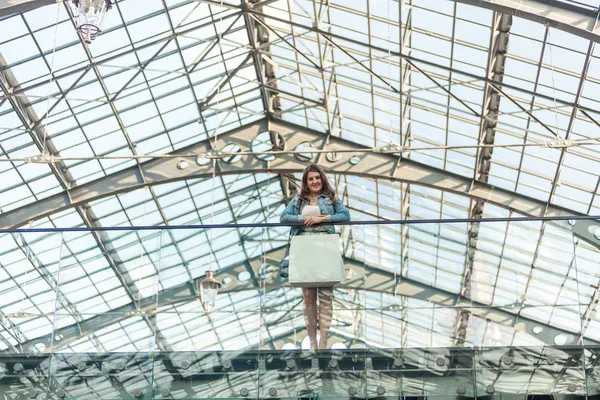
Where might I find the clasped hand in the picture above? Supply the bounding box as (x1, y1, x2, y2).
(304, 215, 326, 226)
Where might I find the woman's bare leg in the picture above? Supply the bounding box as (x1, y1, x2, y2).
(317, 286, 334, 349)
(302, 288, 318, 350)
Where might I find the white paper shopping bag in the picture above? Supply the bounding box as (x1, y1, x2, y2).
(288, 233, 343, 287)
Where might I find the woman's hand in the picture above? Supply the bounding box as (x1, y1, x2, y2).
(304, 215, 326, 226)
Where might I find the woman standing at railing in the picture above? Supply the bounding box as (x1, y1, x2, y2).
(280, 164, 351, 350)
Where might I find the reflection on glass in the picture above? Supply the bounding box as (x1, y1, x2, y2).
(0, 218, 598, 398)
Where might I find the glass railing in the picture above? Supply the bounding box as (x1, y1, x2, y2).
(1, 217, 599, 399)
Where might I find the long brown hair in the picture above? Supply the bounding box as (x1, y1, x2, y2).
(299, 164, 337, 204)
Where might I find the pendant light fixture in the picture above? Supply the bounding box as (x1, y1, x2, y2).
(70, 0, 113, 44)
(197, 271, 221, 314)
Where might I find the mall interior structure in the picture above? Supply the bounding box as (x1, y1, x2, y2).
(1, 0, 600, 398)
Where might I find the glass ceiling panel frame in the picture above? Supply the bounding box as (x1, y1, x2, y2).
(0, 0, 599, 359)
(0, 0, 274, 355)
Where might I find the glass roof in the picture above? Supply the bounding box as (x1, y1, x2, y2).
(0, 0, 600, 355)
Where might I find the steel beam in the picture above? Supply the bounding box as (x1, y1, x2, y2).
(3, 0, 600, 41)
(0, 0, 53, 17)
(454, 0, 600, 43)
(0, 51, 176, 354)
(11, 14, 160, 312)
(455, 12, 513, 347)
(258, 0, 600, 44)
(0, 347, 593, 399)
(239, 5, 600, 116)
(11, 245, 597, 353)
(1, 117, 599, 247)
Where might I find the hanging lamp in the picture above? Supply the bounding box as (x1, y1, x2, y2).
(196, 271, 221, 314)
(71, 0, 113, 44)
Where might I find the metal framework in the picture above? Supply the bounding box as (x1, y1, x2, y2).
(454, 11, 512, 347)
(3, 345, 596, 399)
(12, 246, 594, 354)
(456, 0, 600, 43)
(3, 0, 599, 40)
(0, 45, 178, 355)
(0, 0, 600, 370)
(0, 0, 54, 17)
(1, 118, 598, 246)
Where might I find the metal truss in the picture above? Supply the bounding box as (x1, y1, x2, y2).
(0, 0, 53, 17)
(3, 1, 600, 119)
(3, 0, 600, 44)
(1, 0, 600, 367)
(455, 0, 600, 43)
(235, 1, 600, 119)
(454, 12, 512, 347)
(3, 345, 596, 399)
(1, 117, 598, 248)
(0, 49, 180, 354)
(11, 245, 599, 354)
(0, 13, 247, 105)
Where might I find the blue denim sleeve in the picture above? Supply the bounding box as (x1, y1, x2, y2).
(324, 197, 350, 222)
(280, 195, 304, 223)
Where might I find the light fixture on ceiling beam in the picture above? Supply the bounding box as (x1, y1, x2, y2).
(70, 0, 113, 44)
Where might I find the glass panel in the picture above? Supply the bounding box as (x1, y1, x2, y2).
(1, 0, 600, 397)
(47, 229, 163, 399)
(0, 231, 63, 399)
(154, 224, 262, 399)
(255, 221, 368, 400)
(0, 217, 598, 398)
(399, 347, 474, 397)
(475, 345, 585, 396)
(587, 344, 600, 396)
(472, 219, 586, 397)
(573, 218, 600, 396)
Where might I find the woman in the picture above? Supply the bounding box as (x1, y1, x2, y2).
(280, 164, 350, 350)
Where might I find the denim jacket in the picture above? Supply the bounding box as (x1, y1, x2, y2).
(280, 194, 351, 238)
